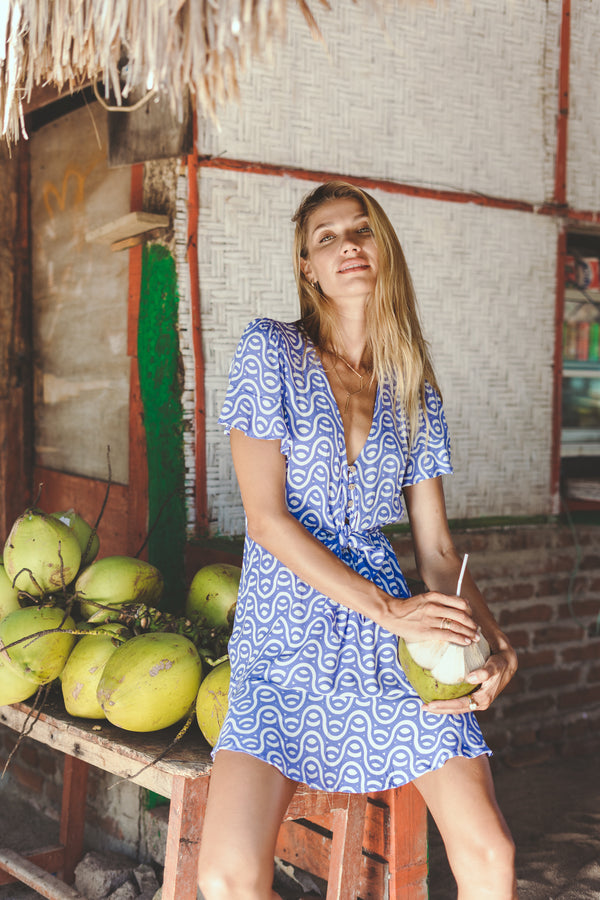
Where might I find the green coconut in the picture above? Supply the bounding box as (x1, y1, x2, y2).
(76, 556, 164, 620)
(61, 624, 130, 719)
(398, 633, 491, 703)
(0, 654, 39, 706)
(3, 509, 82, 596)
(97, 633, 202, 732)
(185, 564, 240, 629)
(195, 658, 231, 747)
(51, 509, 100, 568)
(0, 563, 21, 622)
(0, 606, 77, 684)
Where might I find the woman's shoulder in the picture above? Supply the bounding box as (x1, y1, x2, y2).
(238, 317, 306, 355)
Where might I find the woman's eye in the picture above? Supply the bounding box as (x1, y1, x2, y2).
(358, 226, 372, 234)
(318, 233, 335, 243)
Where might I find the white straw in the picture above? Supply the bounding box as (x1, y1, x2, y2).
(456, 553, 469, 597)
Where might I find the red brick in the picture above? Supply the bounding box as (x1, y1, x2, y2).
(557, 685, 600, 709)
(501, 695, 556, 718)
(499, 604, 554, 626)
(11, 762, 43, 793)
(561, 643, 600, 663)
(537, 723, 565, 743)
(587, 665, 600, 683)
(537, 576, 571, 597)
(503, 629, 531, 649)
(534, 625, 586, 645)
(557, 599, 600, 619)
(516, 648, 556, 669)
(529, 668, 580, 691)
(581, 553, 600, 569)
(510, 729, 538, 747)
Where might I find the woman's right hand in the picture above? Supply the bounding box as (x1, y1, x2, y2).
(381, 591, 480, 645)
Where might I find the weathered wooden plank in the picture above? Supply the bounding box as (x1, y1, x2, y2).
(275, 820, 386, 900)
(0, 849, 86, 900)
(33, 466, 129, 559)
(0, 702, 212, 798)
(0, 847, 64, 886)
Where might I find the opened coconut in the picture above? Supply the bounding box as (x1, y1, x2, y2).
(196, 658, 231, 747)
(76, 556, 164, 620)
(0, 563, 21, 622)
(61, 624, 130, 719)
(3, 509, 82, 596)
(398, 632, 491, 704)
(97, 632, 202, 732)
(0, 606, 77, 684)
(185, 564, 240, 629)
(51, 509, 99, 568)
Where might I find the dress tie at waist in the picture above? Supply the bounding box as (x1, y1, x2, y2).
(316, 524, 387, 568)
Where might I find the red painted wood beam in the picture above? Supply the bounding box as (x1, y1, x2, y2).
(198, 154, 538, 214)
(127, 163, 149, 556)
(550, 0, 572, 513)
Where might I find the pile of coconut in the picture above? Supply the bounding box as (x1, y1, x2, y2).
(0, 507, 238, 747)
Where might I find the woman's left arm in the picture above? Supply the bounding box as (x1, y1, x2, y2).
(403, 476, 518, 714)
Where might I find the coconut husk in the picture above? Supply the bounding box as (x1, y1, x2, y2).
(0, 0, 339, 144)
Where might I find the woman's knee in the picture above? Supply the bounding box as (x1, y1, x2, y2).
(198, 859, 269, 900)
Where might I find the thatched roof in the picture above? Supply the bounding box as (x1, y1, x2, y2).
(0, 0, 332, 143)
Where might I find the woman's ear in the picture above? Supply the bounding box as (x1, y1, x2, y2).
(300, 257, 315, 284)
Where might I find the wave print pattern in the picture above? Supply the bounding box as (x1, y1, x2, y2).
(217, 318, 489, 791)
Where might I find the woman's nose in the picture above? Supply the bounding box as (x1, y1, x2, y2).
(341, 234, 359, 253)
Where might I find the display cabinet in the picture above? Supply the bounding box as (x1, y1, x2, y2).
(561, 233, 600, 507)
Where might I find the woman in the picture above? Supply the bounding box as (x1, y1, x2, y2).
(197, 181, 518, 900)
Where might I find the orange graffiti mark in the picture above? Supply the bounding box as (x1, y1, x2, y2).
(42, 154, 104, 220)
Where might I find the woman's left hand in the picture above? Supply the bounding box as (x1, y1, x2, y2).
(422, 644, 518, 716)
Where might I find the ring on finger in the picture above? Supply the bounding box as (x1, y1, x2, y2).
(468, 695, 478, 712)
(441, 617, 452, 630)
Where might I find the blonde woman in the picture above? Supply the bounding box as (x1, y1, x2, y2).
(198, 182, 518, 900)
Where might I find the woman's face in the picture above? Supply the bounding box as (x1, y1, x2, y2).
(300, 197, 379, 307)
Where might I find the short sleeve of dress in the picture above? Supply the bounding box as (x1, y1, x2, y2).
(402, 382, 453, 487)
(218, 318, 291, 454)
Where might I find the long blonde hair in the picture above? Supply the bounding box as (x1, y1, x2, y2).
(291, 181, 440, 439)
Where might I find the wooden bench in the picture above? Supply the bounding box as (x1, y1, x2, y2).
(0, 700, 428, 900)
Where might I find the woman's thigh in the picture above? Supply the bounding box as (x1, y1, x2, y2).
(198, 749, 298, 889)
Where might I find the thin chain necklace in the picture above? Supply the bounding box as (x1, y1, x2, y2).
(326, 352, 369, 416)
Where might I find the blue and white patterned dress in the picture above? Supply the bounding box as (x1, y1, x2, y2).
(216, 317, 490, 792)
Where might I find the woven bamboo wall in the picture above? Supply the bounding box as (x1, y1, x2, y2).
(199, 169, 558, 535)
(568, 1, 600, 210)
(197, 1, 561, 202)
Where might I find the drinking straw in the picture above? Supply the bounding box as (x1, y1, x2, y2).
(456, 553, 469, 597)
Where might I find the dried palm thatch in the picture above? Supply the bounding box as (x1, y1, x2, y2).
(0, 0, 333, 144)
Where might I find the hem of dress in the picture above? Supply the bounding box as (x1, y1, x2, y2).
(211, 742, 493, 794)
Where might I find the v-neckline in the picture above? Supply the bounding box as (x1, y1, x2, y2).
(309, 338, 379, 467)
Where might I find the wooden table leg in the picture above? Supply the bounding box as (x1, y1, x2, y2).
(386, 783, 428, 899)
(161, 773, 209, 900)
(59, 754, 89, 884)
(326, 794, 368, 900)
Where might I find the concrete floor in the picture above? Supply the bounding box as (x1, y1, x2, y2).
(0, 752, 599, 899)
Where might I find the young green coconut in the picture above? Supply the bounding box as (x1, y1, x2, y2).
(3, 509, 82, 596)
(76, 556, 164, 620)
(196, 658, 231, 747)
(185, 563, 240, 629)
(0, 606, 77, 684)
(397, 554, 491, 704)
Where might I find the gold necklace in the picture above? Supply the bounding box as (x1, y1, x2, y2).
(331, 353, 368, 416)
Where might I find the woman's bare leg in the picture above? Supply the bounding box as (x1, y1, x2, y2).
(198, 749, 299, 900)
(413, 755, 517, 900)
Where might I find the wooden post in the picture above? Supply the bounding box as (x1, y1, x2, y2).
(59, 755, 89, 884)
(0, 140, 33, 538)
(162, 774, 209, 900)
(386, 783, 428, 899)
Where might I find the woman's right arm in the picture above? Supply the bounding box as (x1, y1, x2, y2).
(230, 428, 478, 645)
